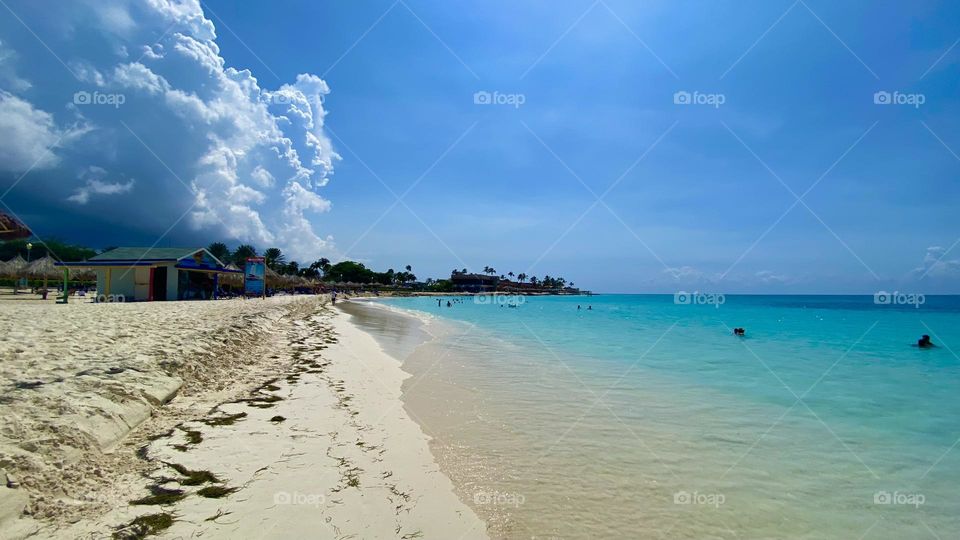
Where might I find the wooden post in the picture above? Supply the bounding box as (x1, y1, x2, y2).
(105, 268, 112, 300)
(148, 267, 154, 302)
(213, 272, 219, 300)
(60, 268, 69, 304)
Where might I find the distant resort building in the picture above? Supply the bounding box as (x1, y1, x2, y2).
(57, 247, 240, 301)
(449, 271, 583, 295)
(449, 271, 498, 293)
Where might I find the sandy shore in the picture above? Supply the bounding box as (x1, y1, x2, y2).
(0, 295, 486, 539)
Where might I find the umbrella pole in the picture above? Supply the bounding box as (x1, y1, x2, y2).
(43, 276, 48, 300)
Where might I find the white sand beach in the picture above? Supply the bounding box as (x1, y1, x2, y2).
(0, 295, 485, 539)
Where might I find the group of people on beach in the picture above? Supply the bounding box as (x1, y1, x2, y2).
(728, 326, 935, 349)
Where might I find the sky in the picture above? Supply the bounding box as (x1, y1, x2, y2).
(0, 0, 958, 293)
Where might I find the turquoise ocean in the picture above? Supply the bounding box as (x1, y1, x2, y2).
(353, 294, 960, 539)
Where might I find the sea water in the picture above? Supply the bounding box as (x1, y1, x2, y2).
(350, 295, 960, 539)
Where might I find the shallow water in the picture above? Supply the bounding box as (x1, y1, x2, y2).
(347, 295, 960, 539)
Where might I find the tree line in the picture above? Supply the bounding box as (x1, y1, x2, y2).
(206, 242, 416, 285)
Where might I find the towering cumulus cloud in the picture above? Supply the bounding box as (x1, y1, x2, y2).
(0, 0, 338, 260)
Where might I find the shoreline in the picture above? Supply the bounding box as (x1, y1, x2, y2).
(0, 295, 486, 539)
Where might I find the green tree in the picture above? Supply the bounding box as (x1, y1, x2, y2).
(264, 247, 285, 269)
(0, 239, 96, 262)
(232, 244, 257, 265)
(207, 242, 230, 263)
(325, 261, 375, 283)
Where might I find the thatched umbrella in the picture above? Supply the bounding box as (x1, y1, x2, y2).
(72, 267, 95, 281)
(219, 264, 242, 292)
(28, 256, 60, 278)
(4, 255, 27, 293)
(28, 256, 60, 298)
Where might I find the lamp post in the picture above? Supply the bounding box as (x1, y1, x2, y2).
(26, 242, 33, 263)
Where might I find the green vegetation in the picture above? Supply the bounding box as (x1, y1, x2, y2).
(0, 238, 96, 262)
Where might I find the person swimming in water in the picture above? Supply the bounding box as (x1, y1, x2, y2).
(447, 300, 452, 308)
(918, 334, 935, 348)
(733, 328, 745, 336)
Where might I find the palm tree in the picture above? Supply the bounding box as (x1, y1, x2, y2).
(507, 271, 515, 280)
(311, 257, 331, 273)
(517, 273, 526, 283)
(207, 242, 230, 263)
(232, 244, 257, 265)
(264, 247, 285, 269)
(405, 265, 412, 272)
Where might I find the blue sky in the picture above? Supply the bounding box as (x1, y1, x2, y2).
(0, 0, 958, 292)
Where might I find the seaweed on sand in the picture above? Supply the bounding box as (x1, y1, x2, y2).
(112, 513, 174, 539)
(197, 485, 238, 498)
(130, 486, 186, 506)
(202, 412, 247, 426)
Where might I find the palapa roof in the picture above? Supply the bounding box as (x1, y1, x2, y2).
(27, 255, 62, 278)
(0, 212, 31, 240)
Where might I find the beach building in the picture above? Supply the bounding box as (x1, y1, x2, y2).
(450, 271, 498, 293)
(57, 247, 239, 301)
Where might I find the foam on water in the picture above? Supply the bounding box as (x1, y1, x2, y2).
(350, 295, 960, 539)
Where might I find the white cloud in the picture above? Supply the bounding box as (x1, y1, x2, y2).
(68, 177, 135, 204)
(0, 91, 62, 173)
(912, 246, 960, 279)
(755, 270, 790, 284)
(661, 265, 723, 284)
(0, 0, 339, 260)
